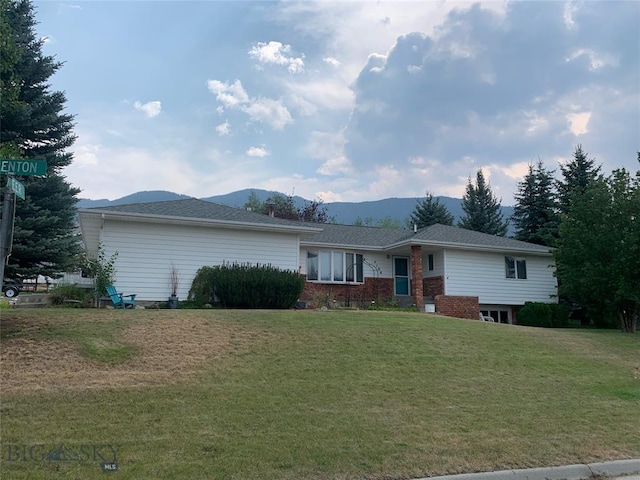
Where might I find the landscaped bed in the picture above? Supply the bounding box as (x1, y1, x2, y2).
(0, 309, 638, 479)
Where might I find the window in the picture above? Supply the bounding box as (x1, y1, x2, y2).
(505, 256, 527, 279)
(307, 251, 318, 280)
(481, 309, 511, 324)
(428, 254, 434, 271)
(394, 257, 409, 295)
(307, 251, 363, 283)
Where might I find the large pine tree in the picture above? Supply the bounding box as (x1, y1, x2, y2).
(1, 0, 81, 279)
(410, 192, 454, 228)
(557, 144, 601, 215)
(458, 169, 508, 236)
(511, 161, 558, 246)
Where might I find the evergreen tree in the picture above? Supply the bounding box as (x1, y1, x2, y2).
(557, 144, 601, 215)
(511, 161, 558, 246)
(458, 169, 508, 236)
(410, 192, 454, 228)
(0, 0, 81, 278)
(554, 164, 639, 332)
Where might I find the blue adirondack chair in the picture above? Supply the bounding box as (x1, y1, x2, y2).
(106, 285, 136, 309)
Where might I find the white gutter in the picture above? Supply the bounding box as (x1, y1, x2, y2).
(78, 210, 322, 236)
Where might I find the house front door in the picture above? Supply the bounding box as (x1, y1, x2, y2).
(393, 257, 409, 295)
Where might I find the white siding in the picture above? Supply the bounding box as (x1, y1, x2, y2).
(102, 220, 300, 301)
(422, 249, 445, 277)
(443, 249, 557, 305)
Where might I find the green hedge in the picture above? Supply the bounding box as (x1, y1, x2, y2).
(518, 302, 569, 328)
(188, 263, 304, 309)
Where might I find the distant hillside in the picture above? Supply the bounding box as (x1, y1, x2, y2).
(77, 188, 514, 231)
(77, 190, 191, 208)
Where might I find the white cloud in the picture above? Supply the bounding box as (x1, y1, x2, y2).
(207, 79, 293, 130)
(566, 112, 591, 135)
(284, 78, 354, 111)
(248, 41, 305, 74)
(566, 49, 619, 70)
(133, 100, 161, 118)
(206, 80, 249, 109)
(246, 146, 270, 158)
(73, 144, 100, 167)
(316, 155, 353, 176)
(563, 2, 578, 30)
(323, 57, 341, 67)
(215, 121, 231, 136)
(241, 98, 292, 130)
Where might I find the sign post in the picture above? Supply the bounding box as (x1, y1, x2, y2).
(0, 158, 47, 289)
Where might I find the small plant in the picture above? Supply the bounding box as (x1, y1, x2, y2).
(81, 243, 118, 304)
(310, 291, 335, 309)
(169, 263, 179, 296)
(48, 284, 93, 308)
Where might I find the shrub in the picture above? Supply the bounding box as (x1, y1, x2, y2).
(188, 263, 304, 309)
(517, 302, 553, 328)
(549, 303, 569, 328)
(48, 284, 94, 307)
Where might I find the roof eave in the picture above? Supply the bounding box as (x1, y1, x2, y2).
(300, 241, 387, 251)
(387, 238, 554, 255)
(77, 209, 323, 235)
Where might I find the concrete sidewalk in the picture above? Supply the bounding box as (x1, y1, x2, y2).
(417, 459, 640, 480)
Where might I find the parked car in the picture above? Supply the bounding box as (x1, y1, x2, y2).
(2, 278, 22, 298)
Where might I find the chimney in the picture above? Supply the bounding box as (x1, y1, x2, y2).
(413, 223, 417, 233)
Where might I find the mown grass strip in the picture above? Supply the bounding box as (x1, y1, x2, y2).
(0, 309, 638, 480)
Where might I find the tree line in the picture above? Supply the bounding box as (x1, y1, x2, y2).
(243, 148, 638, 332)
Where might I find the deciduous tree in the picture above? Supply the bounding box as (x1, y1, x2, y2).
(554, 164, 639, 332)
(243, 191, 332, 223)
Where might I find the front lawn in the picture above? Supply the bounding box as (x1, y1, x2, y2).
(1, 309, 638, 479)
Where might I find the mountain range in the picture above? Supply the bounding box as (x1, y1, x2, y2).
(77, 189, 515, 229)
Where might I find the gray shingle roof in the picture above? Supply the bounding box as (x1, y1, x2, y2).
(302, 223, 410, 248)
(303, 222, 552, 254)
(79, 198, 318, 229)
(408, 224, 552, 253)
(81, 199, 551, 254)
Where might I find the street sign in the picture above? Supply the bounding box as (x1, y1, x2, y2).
(7, 176, 25, 200)
(0, 158, 47, 176)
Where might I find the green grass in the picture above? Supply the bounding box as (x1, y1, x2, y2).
(1, 309, 638, 480)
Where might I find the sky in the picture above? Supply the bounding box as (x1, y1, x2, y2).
(34, 0, 639, 205)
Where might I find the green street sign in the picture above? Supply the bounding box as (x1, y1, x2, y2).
(7, 176, 25, 200)
(0, 158, 47, 176)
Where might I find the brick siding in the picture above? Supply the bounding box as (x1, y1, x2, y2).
(423, 276, 444, 299)
(435, 295, 479, 320)
(301, 276, 394, 308)
(411, 246, 424, 309)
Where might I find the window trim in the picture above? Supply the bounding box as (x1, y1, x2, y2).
(505, 256, 527, 280)
(393, 256, 410, 296)
(306, 250, 364, 284)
